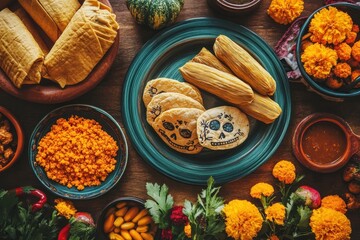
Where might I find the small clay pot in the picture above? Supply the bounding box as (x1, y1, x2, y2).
(207, 0, 261, 15)
(292, 113, 360, 173)
(0, 106, 24, 173)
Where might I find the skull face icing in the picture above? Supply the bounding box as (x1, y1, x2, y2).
(153, 107, 204, 154)
(197, 106, 249, 150)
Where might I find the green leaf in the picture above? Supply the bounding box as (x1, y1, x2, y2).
(297, 206, 312, 229)
(145, 182, 174, 229)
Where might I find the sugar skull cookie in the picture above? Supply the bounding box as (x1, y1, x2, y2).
(142, 78, 203, 107)
(146, 92, 205, 127)
(153, 108, 204, 154)
(197, 106, 249, 150)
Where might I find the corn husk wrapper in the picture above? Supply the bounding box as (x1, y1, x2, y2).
(191, 47, 232, 74)
(18, 0, 80, 42)
(43, 0, 119, 88)
(179, 62, 254, 105)
(0, 8, 44, 88)
(236, 93, 282, 124)
(214, 35, 276, 96)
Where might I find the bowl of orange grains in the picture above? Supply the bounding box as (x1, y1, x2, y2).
(97, 197, 159, 240)
(296, 3, 360, 100)
(29, 104, 128, 200)
(0, 106, 24, 173)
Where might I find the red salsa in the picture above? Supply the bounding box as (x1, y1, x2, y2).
(302, 121, 347, 164)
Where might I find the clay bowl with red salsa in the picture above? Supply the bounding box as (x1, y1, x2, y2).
(292, 113, 360, 173)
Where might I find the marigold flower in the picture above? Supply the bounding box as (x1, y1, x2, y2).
(309, 6, 353, 45)
(351, 69, 360, 88)
(333, 62, 352, 78)
(265, 202, 286, 226)
(351, 40, 360, 62)
(54, 198, 77, 219)
(250, 182, 274, 199)
(310, 207, 351, 240)
(272, 160, 296, 184)
(335, 42, 352, 61)
(326, 77, 343, 89)
(301, 43, 338, 80)
(184, 223, 191, 238)
(321, 195, 347, 214)
(345, 31, 357, 45)
(352, 24, 359, 33)
(223, 200, 263, 240)
(267, 0, 304, 25)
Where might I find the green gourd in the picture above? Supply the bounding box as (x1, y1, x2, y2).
(126, 0, 184, 30)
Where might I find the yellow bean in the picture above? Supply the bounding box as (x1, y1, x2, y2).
(120, 230, 132, 240)
(132, 209, 149, 223)
(137, 216, 152, 226)
(124, 207, 140, 221)
(130, 229, 143, 240)
(136, 225, 149, 233)
(116, 201, 127, 209)
(115, 207, 129, 217)
(109, 232, 125, 240)
(140, 232, 154, 240)
(103, 213, 115, 233)
(121, 222, 136, 230)
(114, 217, 125, 227)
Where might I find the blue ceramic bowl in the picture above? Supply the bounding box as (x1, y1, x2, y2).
(296, 3, 360, 100)
(29, 104, 128, 200)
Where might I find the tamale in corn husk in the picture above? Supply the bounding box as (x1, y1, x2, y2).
(214, 35, 276, 96)
(43, 0, 119, 88)
(0, 8, 44, 88)
(236, 93, 282, 124)
(179, 62, 254, 105)
(191, 47, 232, 74)
(18, 0, 80, 42)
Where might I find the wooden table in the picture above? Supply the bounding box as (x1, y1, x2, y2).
(1, 0, 359, 238)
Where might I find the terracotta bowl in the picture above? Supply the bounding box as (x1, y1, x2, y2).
(292, 113, 360, 173)
(207, 0, 261, 15)
(0, 106, 24, 173)
(97, 197, 159, 240)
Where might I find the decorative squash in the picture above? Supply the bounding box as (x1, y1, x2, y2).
(126, 0, 184, 30)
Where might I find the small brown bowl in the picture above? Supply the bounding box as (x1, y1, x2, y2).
(292, 113, 360, 173)
(207, 0, 261, 15)
(97, 197, 159, 240)
(0, 106, 24, 172)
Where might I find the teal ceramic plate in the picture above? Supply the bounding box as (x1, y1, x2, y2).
(29, 104, 128, 199)
(122, 18, 291, 185)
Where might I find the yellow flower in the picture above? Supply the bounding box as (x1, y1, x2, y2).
(335, 42, 352, 61)
(352, 40, 360, 62)
(267, 0, 304, 25)
(250, 182, 274, 199)
(184, 223, 191, 238)
(272, 160, 296, 184)
(310, 207, 351, 240)
(309, 6, 353, 45)
(321, 195, 347, 214)
(265, 202, 286, 226)
(333, 62, 351, 79)
(223, 200, 263, 240)
(54, 198, 77, 219)
(301, 43, 338, 80)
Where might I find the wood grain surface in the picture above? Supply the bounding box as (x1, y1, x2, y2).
(0, 0, 359, 238)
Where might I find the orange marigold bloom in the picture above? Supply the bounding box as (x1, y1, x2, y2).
(184, 223, 191, 238)
(267, 0, 304, 25)
(351, 40, 360, 62)
(333, 62, 351, 78)
(345, 31, 357, 45)
(272, 160, 296, 184)
(54, 198, 77, 219)
(301, 43, 338, 80)
(352, 24, 359, 33)
(310, 207, 351, 240)
(309, 6, 353, 45)
(321, 195, 347, 214)
(351, 69, 360, 88)
(335, 42, 352, 61)
(326, 77, 343, 89)
(265, 202, 286, 226)
(250, 182, 274, 199)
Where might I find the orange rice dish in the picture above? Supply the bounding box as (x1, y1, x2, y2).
(36, 115, 118, 190)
